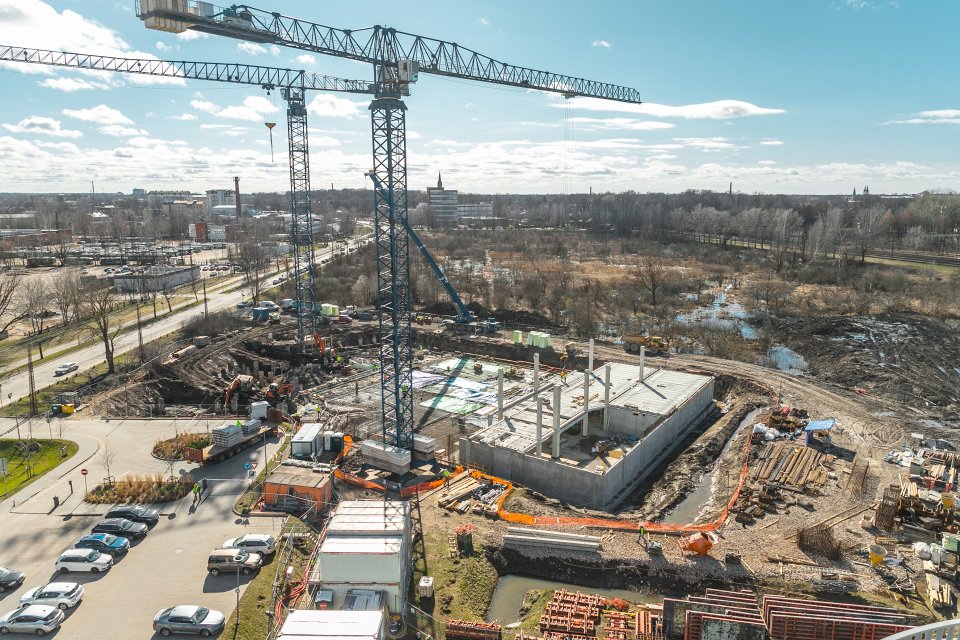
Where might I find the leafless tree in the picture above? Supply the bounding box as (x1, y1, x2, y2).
(20, 279, 51, 359)
(82, 283, 122, 374)
(51, 235, 70, 267)
(634, 256, 671, 307)
(160, 284, 174, 313)
(238, 234, 269, 304)
(351, 274, 374, 306)
(50, 271, 80, 327)
(97, 442, 116, 484)
(854, 204, 885, 263)
(0, 273, 24, 336)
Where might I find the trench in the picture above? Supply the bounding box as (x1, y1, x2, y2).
(660, 407, 763, 524)
(486, 575, 660, 625)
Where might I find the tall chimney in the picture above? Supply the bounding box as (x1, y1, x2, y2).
(234, 176, 241, 222)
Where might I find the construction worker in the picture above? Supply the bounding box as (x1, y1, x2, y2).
(192, 482, 200, 504)
(355, 380, 360, 396)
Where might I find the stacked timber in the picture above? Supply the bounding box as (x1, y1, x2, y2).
(360, 440, 411, 475)
(752, 443, 831, 489)
(503, 527, 601, 553)
(212, 424, 244, 448)
(437, 474, 482, 510)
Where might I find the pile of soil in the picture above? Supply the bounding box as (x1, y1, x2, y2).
(769, 312, 960, 423)
(491, 309, 562, 329)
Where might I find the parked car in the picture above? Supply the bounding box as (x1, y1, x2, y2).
(19, 582, 84, 610)
(74, 533, 130, 556)
(153, 605, 225, 637)
(105, 504, 160, 526)
(222, 533, 276, 556)
(0, 566, 24, 592)
(91, 518, 148, 540)
(54, 549, 112, 574)
(336, 314, 353, 324)
(0, 605, 65, 636)
(53, 362, 79, 377)
(206, 549, 262, 576)
(236, 300, 253, 309)
(258, 300, 279, 310)
(103, 268, 114, 274)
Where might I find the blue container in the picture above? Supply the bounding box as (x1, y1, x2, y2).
(251, 307, 270, 322)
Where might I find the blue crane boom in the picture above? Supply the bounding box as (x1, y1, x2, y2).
(366, 172, 473, 324)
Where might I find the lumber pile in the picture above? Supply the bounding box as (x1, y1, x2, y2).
(504, 527, 602, 554)
(437, 474, 482, 510)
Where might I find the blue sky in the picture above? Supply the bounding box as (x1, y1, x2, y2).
(0, 0, 958, 195)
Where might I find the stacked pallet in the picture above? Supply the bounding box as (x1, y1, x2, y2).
(504, 527, 602, 554)
(603, 611, 630, 640)
(445, 620, 501, 640)
(762, 595, 913, 640)
(360, 440, 411, 475)
(212, 423, 244, 448)
(752, 443, 830, 488)
(539, 589, 603, 636)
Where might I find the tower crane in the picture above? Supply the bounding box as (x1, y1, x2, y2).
(0, 44, 374, 351)
(136, 1, 645, 453)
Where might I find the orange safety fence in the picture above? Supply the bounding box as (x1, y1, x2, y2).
(333, 461, 465, 497)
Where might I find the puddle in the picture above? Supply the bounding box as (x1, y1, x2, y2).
(486, 575, 659, 625)
(675, 291, 757, 340)
(662, 408, 762, 524)
(766, 345, 808, 374)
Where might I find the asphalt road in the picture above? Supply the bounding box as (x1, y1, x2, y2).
(0, 416, 288, 639)
(0, 239, 368, 406)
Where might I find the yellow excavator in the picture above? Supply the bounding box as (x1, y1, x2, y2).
(621, 335, 670, 355)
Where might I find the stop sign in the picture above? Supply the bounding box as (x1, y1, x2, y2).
(80, 468, 88, 476)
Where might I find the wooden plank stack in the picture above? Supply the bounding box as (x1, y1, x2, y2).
(751, 443, 831, 488)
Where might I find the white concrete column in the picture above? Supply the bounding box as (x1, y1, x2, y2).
(497, 368, 504, 420)
(603, 363, 611, 429)
(582, 369, 590, 436)
(533, 353, 540, 394)
(639, 346, 646, 382)
(487, 414, 493, 427)
(552, 386, 561, 459)
(588, 339, 595, 372)
(536, 397, 543, 457)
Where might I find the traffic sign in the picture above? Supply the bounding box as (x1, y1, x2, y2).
(243, 463, 251, 470)
(80, 468, 88, 476)
(251, 462, 258, 470)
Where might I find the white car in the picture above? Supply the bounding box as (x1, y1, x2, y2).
(20, 582, 84, 610)
(258, 301, 279, 310)
(55, 549, 112, 574)
(222, 533, 276, 555)
(53, 362, 79, 377)
(0, 605, 64, 636)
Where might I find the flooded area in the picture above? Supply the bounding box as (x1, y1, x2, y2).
(661, 408, 763, 524)
(765, 345, 808, 374)
(486, 575, 659, 625)
(676, 290, 757, 340)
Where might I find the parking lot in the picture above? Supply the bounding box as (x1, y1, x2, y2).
(0, 417, 286, 638)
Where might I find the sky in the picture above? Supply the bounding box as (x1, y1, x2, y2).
(0, 0, 958, 196)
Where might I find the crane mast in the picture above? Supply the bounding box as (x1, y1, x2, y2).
(136, 0, 644, 454)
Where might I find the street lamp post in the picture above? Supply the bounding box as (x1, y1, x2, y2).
(235, 568, 241, 627)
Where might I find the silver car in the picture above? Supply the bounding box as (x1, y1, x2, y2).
(20, 582, 85, 610)
(0, 604, 65, 635)
(153, 605, 225, 637)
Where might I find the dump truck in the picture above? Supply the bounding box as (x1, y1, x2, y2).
(183, 424, 276, 465)
(621, 334, 670, 355)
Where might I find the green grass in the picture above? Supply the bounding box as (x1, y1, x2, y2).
(233, 431, 291, 514)
(0, 438, 79, 498)
(511, 590, 553, 639)
(0, 361, 110, 417)
(411, 527, 500, 624)
(229, 518, 315, 640)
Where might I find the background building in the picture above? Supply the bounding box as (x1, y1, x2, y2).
(113, 265, 199, 293)
(426, 173, 458, 225)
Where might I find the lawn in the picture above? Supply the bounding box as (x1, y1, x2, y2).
(0, 438, 79, 498)
(0, 360, 111, 417)
(229, 518, 317, 640)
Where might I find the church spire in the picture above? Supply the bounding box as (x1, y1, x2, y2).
(437, 172, 443, 190)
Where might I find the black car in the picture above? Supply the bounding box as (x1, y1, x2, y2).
(0, 566, 25, 592)
(91, 518, 148, 540)
(105, 504, 160, 526)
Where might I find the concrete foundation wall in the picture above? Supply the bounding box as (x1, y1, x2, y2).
(462, 377, 715, 510)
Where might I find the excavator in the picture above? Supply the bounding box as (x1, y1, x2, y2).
(265, 383, 293, 406)
(223, 374, 255, 407)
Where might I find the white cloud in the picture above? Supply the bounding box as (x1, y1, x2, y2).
(3, 116, 82, 138)
(38, 77, 105, 92)
(884, 109, 960, 125)
(758, 160, 777, 165)
(191, 95, 278, 122)
(175, 30, 208, 41)
(674, 137, 737, 150)
(295, 54, 316, 65)
(169, 113, 197, 121)
(591, 40, 612, 48)
(237, 42, 280, 56)
(478, 17, 490, 26)
(567, 117, 674, 131)
(200, 123, 250, 136)
(306, 93, 366, 119)
(99, 124, 148, 137)
(760, 139, 784, 145)
(62, 105, 133, 125)
(407, 131, 422, 139)
(556, 97, 785, 120)
(156, 41, 171, 52)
